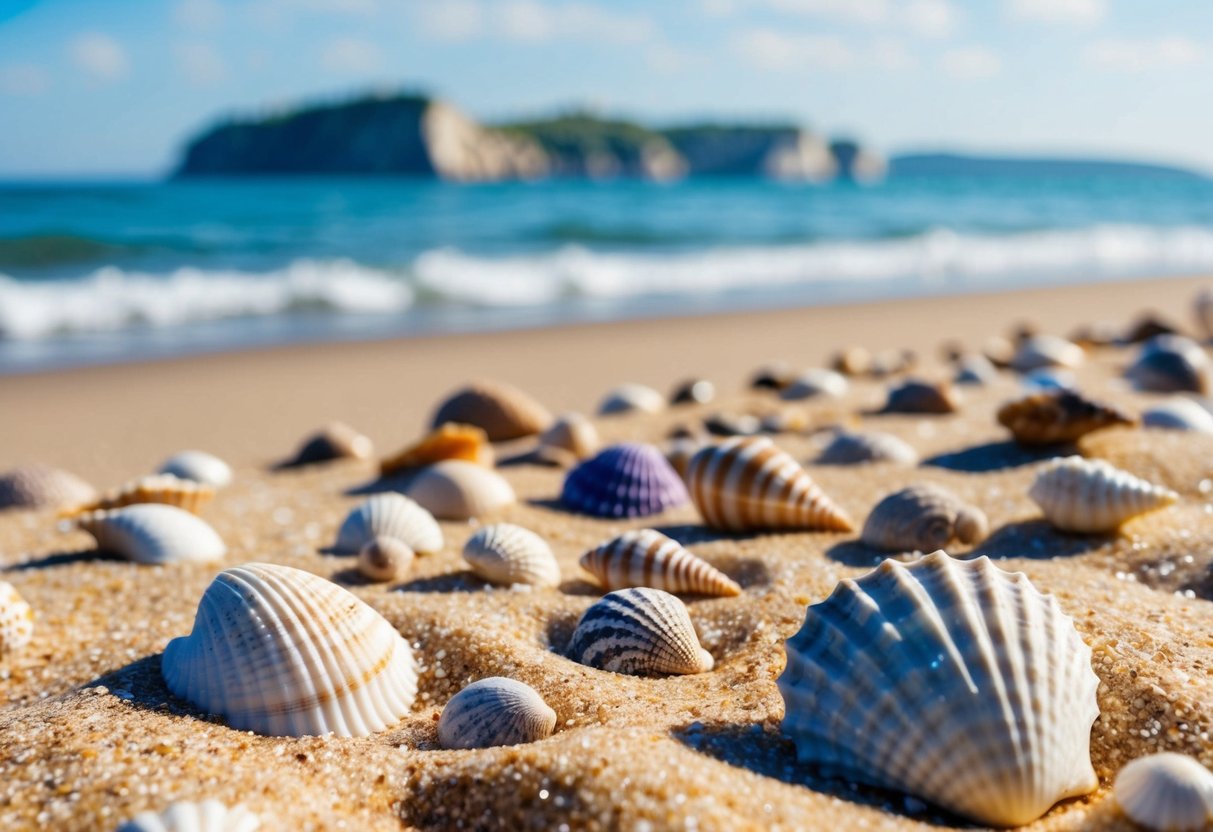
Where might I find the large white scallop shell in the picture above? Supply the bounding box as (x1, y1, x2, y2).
(333, 493, 443, 555)
(462, 523, 560, 587)
(597, 383, 666, 416)
(117, 800, 261, 832)
(1028, 456, 1179, 533)
(1114, 753, 1213, 832)
(0, 581, 34, 658)
(162, 562, 417, 737)
(579, 529, 740, 597)
(75, 504, 226, 564)
(403, 460, 516, 520)
(778, 551, 1100, 827)
(157, 451, 233, 489)
(568, 587, 714, 676)
(437, 677, 557, 750)
(1143, 397, 1213, 434)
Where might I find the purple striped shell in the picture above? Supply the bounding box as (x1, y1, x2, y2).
(560, 443, 689, 518)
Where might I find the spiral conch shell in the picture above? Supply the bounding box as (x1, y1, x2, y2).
(379, 423, 494, 478)
(0, 464, 95, 511)
(157, 450, 232, 489)
(116, 800, 261, 832)
(75, 504, 226, 564)
(685, 436, 853, 532)
(778, 551, 1100, 827)
(861, 484, 988, 553)
(0, 581, 34, 658)
(432, 380, 552, 441)
(162, 563, 417, 737)
(462, 523, 560, 587)
(568, 587, 713, 676)
(1028, 456, 1178, 533)
(1113, 753, 1213, 832)
(67, 474, 214, 516)
(997, 389, 1134, 446)
(333, 493, 443, 555)
(580, 529, 740, 597)
(438, 677, 557, 750)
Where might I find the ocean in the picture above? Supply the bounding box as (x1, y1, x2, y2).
(3, 175, 1213, 373)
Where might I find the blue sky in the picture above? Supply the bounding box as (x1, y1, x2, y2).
(1, 0, 1211, 176)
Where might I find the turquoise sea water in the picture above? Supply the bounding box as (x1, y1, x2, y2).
(2, 175, 1213, 372)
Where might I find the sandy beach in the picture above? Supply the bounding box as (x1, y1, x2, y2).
(2, 274, 1212, 831)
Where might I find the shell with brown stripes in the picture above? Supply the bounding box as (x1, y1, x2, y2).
(580, 529, 741, 597)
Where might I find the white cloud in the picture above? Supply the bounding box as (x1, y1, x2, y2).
(737, 0, 957, 37)
(1084, 36, 1202, 71)
(176, 42, 227, 85)
(1007, 0, 1104, 26)
(0, 63, 51, 96)
(733, 28, 854, 70)
(765, 0, 888, 25)
(416, 0, 484, 41)
(416, 1, 654, 44)
(321, 36, 385, 73)
(69, 33, 130, 83)
(175, 0, 224, 31)
(940, 45, 1001, 79)
(902, 0, 957, 38)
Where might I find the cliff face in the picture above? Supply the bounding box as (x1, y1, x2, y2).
(664, 125, 835, 181)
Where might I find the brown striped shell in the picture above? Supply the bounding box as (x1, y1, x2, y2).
(568, 587, 713, 676)
(282, 421, 374, 467)
(997, 389, 1135, 446)
(379, 423, 494, 478)
(0, 464, 95, 512)
(860, 484, 989, 553)
(437, 677, 557, 750)
(66, 474, 214, 516)
(881, 379, 959, 414)
(580, 529, 740, 597)
(432, 380, 552, 441)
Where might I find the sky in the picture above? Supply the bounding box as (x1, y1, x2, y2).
(1, 0, 1212, 177)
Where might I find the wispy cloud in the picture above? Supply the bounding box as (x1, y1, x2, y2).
(175, 0, 224, 31)
(69, 33, 130, 83)
(1084, 36, 1202, 71)
(321, 36, 385, 74)
(176, 42, 227, 86)
(733, 28, 917, 71)
(939, 45, 1001, 79)
(416, 1, 655, 45)
(1006, 0, 1104, 26)
(0, 63, 51, 96)
(721, 0, 957, 38)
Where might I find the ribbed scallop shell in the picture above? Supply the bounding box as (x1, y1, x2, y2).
(403, 460, 516, 520)
(997, 389, 1134, 445)
(334, 493, 444, 555)
(157, 451, 232, 489)
(816, 430, 918, 466)
(1127, 335, 1210, 394)
(1143, 398, 1213, 434)
(161, 562, 417, 737)
(860, 484, 989, 552)
(1114, 753, 1213, 832)
(379, 423, 494, 478)
(0, 464, 95, 511)
(778, 551, 1100, 827)
(438, 677, 557, 750)
(75, 504, 226, 564)
(116, 800, 261, 832)
(357, 537, 415, 582)
(462, 523, 560, 587)
(538, 412, 600, 460)
(0, 581, 34, 657)
(1010, 334, 1085, 372)
(780, 369, 848, 401)
(283, 421, 374, 466)
(69, 474, 215, 516)
(598, 383, 666, 416)
(580, 529, 740, 597)
(881, 379, 959, 414)
(432, 380, 552, 441)
(568, 587, 714, 676)
(685, 436, 853, 532)
(1029, 456, 1178, 533)
(561, 443, 689, 518)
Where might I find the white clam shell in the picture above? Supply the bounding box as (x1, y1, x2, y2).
(580, 529, 740, 597)
(778, 551, 1100, 827)
(438, 677, 557, 750)
(1114, 753, 1213, 832)
(816, 430, 918, 466)
(860, 484, 988, 553)
(403, 461, 516, 520)
(1010, 334, 1085, 372)
(1029, 456, 1178, 533)
(1143, 397, 1213, 434)
(597, 383, 666, 416)
(156, 451, 233, 489)
(568, 587, 714, 676)
(462, 523, 560, 587)
(779, 369, 848, 401)
(117, 799, 261, 832)
(334, 493, 443, 555)
(357, 537, 415, 583)
(162, 562, 417, 737)
(0, 581, 34, 658)
(75, 504, 226, 564)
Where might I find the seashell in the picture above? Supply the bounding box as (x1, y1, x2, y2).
(758, 409, 811, 434)
(537, 412, 600, 461)
(561, 443, 689, 518)
(0, 581, 34, 658)
(1124, 313, 1181, 344)
(597, 383, 666, 416)
(1114, 753, 1213, 832)
(1022, 367, 1076, 391)
(982, 335, 1015, 369)
(1143, 397, 1213, 434)
(404, 460, 516, 520)
(703, 412, 762, 437)
(869, 348, 917, 378)
(462, 523, 560, 587)
(75, 504, 226, 564)
(997, 389, 1134, 446)
(157, 450, 232, 489)
(686, 436, 853, 532)
(750, 362, 794, 391)
(816, 430, 918, 466)
(830, 346, 872, 377)
(438, 677, 557, 750)
(880, 379, 958, 414)
(670, 378, 715, 405)
(1127, 335, 1209, 394)
(162, 562, 417, 737)
(1195, 288, 1213, 340)
(664, 436, 705, 479)
(780, 369, 848, 401)
(860, 484, 988, 552)
(116, 799, 261, 832)
(282, 421, 373, 467)
(1069, 321, 1120, 349)
(1010, 334, 1085, 372)
(0, 464, 95, 511)
(580, 529, 740, 597)
(68, 474, 214, 516)
(1029, 456, 1178, 533)
(333, 493, 443, 555)
(357, 537, 414, 583)
(568, 587, 713, 676)
(778, 551, 1100, 827)
(953, 353, 997, 386)
(379, 423, 494, 478)
(432, 380, 552, 441)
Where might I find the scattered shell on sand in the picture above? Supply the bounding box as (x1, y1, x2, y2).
(404, 460, 516, 520)
(870, 348, 917, 378)
(333, 493, 443, 555)
(561, 443, 689, 518)
(597, 383, 666, 416)
(162, 562, 417, 737)
(0, 581, 34, 658)
(703, 412, 762, 437)
(758, 409, 811, 434)
(67, 473, 215, 516)
(1021, 367, 1076, 391)
(1124, 313, 1181, 344)
(116, 800, 262, 832)
(880, 379, 959, 414)
(778, 551, 1100, 827)
(1195, 288, 1213, 340)
(580, 529, 740, 597)
(830, 346, 872, 377)
(537, 412, 600, 461)
(282, 421, 374, 467)
(1113, 753, 1213, 832)
(1142, 397, 1213, 434)
(1029, 455, 1178, 533)
(997, 389, 1135, 446)
(749, 362, 794, 391)
(670, 378, 715, 406)
(1126, 335, 1210, 394)
(953, 353, 997, 385)
(860, 483, 989, 552)
(780, 369, 848, 401)
(438, 677, 557, 750)
(157, 450, 233, 489)
(0, 463, 95, 512)
(357, 537, 415, 583)
(568, 587, 714, 676)
(816, 430, 918, 466)
(75, 504, 226, 565)
(462, 523, 560, 587)
(432, 380, 552, 442)
(1010, 334, 1085, 372)
(379, 423, 494, 478)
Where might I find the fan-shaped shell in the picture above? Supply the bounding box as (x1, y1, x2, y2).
(0, 464, 95, 511)
(670, 378, 715, 405)
(379, 423, 494, 478)
(438, 677, 557, 750)
(816, 430, 918, 466)
(162, 562, 417, 737)
(1143, 397, 1213, 434)
(1127, 335, 1210, 394)
(597, 383, 666, 416)
(778, 551, 1100, 827)
(462, 523, 560, 587)
(780, 369, 848, 401)
(997, 389, 1134, 445)
(953, 354, 997, 386)
(75, 504, 226, 564)
(685, 436, 853, 532)
(1028, 456, 1178, 533)
(580, 529, 740, 597)
(116, 800, 261, 832)
(404, 461, 516, 520)
(157, 451, 232, 489)
(432, 380, 552, 441)
(282, 421, 373, 467)
(537, 412, 600, 461)
(357, 537, 415, 583)
(881, 379, 958, 414)
(861, 484, 988, 552)
(0, 581, 34, 658)
(568, 587, 714, 676)
(69, 474, 215, 516)
(1114, 753, 1213, 832)
(333, 493, 444, 555)
(561, 443, 689, 518)
(1010, 334, 1085, 372)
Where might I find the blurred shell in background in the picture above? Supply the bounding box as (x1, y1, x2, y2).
(280, 421, 373, 467)
(432, 380, 552, 441)
(597, 383, 666, 416)
(157, 450, 232, 489)
(0, 464, 96, 512)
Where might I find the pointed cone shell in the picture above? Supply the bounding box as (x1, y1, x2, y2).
(68, 474, 215, 516)
(157, 450, 233, 489)
(463, 523, 560, 587)
(685, 436, 853, 532)
(780, 369, 848, 401)
(1029, 456, 1178, 533)
(75, 504, 226, 564)
(561, 443, 689, 518)
(1114, 753, 1213, 832)
(334, 493, 443, 555)
(432, 380, 552, 441)
(162, 563, 417, 737)
(438, 677, 557, 750)
(598, 383, 666, 416)
(538, 412, 600, 461)
(998, 389, 1134, 446)
(1010, 334, 1085, 372)
(283, 421, 374, 467)
(1143, 397, 1213, 434)
(816, 430, 918, 466)
(0, 464, 95, 511)
(117, 800, 261, 832)
(379, 423, 494, 478)
(403, 460, 515, 520)
(861, 484, 989, 552)
(881, 379, 959, 414)
(0, 581, 34, 658)
(778, 552, 1100, 827)
(580, 529, 740, 597)
(568, 587, 713, 676)
(357, 537, 415, 583)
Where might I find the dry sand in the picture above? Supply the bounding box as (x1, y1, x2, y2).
(1, 276, 1212, 831)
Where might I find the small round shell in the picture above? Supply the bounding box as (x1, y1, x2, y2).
(75, 504, 226, 565)
(69, 474, 215, 516)
(580, 529, 740, 597)
(1010, 334, 1085, 372)
(1143, 398, 1213, 434)
(831, 346, 872, 376)
(816, 430, 918, 466)
(404, 460, 516, 520)
(1114, 753, 1213, 832)
(0, 581, 34, 658)
(379, 424, 494, 478)
(117, 800, 261, 832)
(670, 378, 715, 405)
(1029, 456, 1178, 533)
(538, 412, 600, 461)
(598, 383, 666, 416)
(861, 484, 989, 552)
(997, 389, 1134, 446)
(953, 354, 997, 386)
(0, 464, 95, 512)
(463, 523, 560, 587)
(568, 587, 714, 676)
(780, 369, 848, 401)
(358, 537, 415, 583)
(157, 451, 232, 489)
(334, 493, 443, 555)
(283, 421, 373, 467)
(1127, 335, 1210, 394)
(880, 379, 959, 414)
(438, 677, 557, 750)
(432, 380, 552, 441)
